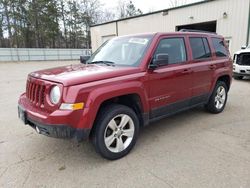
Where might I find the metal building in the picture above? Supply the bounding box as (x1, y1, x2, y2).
(90, 0, 250, 53)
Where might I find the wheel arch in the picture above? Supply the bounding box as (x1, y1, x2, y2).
(211, 72, 231, 93)
(89, 93, 146, 138)
(83, 81, 149, 133)
(216, 74, 231, 91)
(100, 93, 144, 123)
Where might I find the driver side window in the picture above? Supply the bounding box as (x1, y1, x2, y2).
(154, 38, 187, 65)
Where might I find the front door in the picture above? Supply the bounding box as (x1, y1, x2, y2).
(147, 36, 193, 119)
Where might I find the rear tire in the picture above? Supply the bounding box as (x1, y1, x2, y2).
(92, 104, 139, 160)
(205, 81, 228, 114)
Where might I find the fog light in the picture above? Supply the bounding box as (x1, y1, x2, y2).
(60, 102, 84, 110)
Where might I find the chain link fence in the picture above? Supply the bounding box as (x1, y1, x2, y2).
(0, 48, 91, 62)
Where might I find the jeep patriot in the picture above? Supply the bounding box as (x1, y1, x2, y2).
(18, 31, 232, 160)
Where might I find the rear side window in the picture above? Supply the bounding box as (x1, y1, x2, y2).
(189, 37, 211, 60)
(154, 38, 187, 64)
(212, 38, 228, 57)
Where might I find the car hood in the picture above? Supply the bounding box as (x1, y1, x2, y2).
(29, 64, 141, 86)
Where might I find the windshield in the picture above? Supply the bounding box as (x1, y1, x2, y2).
(88, 35, 153, 67)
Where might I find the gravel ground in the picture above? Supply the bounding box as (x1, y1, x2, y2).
(0, 61, 250, 188)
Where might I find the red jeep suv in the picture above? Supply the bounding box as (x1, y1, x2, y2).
(18, 31, 232, 160)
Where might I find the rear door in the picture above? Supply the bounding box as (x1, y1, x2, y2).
(147, 35, 193, 119)
(187, 36, 214, 104)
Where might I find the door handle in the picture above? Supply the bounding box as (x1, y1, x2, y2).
(181, 69, 192, 74)
(209, 64, 216, 70)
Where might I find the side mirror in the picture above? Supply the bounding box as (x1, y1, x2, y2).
(80, 55, 90, 64)
(149, 53, 169, 69)
(241, 45, 246, 50)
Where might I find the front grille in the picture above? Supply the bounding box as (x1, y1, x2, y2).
(26, 80, 45, 107)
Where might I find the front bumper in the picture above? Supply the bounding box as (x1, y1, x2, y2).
(18, 105, 90, 141)
(233, 64, 250, 76)
(31, 116, 89, 141)
(18, 94, 91, 141)
(233, 72, 250, 77)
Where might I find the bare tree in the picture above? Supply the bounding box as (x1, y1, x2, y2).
(117, 0, 127, 18)
(117, 0, 142, 19)
(98, 8, 116, 23)
(169, 0, 187, 8)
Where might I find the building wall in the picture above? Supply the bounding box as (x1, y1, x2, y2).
(91, 22, 117, 51)
(91, 0, 250, 54)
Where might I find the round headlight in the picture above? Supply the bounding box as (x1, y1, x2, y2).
(50, 86, 61, 104)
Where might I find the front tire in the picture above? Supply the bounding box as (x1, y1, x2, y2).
(206, 81, 228, 114)
(92, 104, 139, 160)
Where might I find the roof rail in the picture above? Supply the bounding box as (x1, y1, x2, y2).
(179, 29, 217, 34)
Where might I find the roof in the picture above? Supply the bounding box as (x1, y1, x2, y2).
(107, 31, 221, 40)
(91, 0, 216, 27)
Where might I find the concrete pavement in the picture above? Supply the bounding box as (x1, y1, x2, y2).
(0, 61, 249, 188)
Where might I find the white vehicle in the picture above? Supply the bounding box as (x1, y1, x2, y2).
(233, 45, 250, 79)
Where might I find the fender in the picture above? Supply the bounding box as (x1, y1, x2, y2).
(70, 78, 149, 129)
(210, 64, 232, 93)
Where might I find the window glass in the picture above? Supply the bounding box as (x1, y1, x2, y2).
(212, 38, 228, 57)
(203, 38, 211, 57)
(154, 38, 187, 64)
(189, 37, 211, 59)
(88, 35, 153, 66)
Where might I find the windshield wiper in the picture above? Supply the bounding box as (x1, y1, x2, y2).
(88, 61, 115, 66)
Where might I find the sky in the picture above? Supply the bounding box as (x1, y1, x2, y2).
(101, 0, 203, 13)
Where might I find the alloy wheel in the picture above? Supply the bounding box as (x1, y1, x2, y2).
(104, 114, 135, 153)
(214, 86, 226, 109)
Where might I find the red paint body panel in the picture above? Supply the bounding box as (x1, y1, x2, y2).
(30, 64, 141, 86)
(18, 32, 232, 135)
